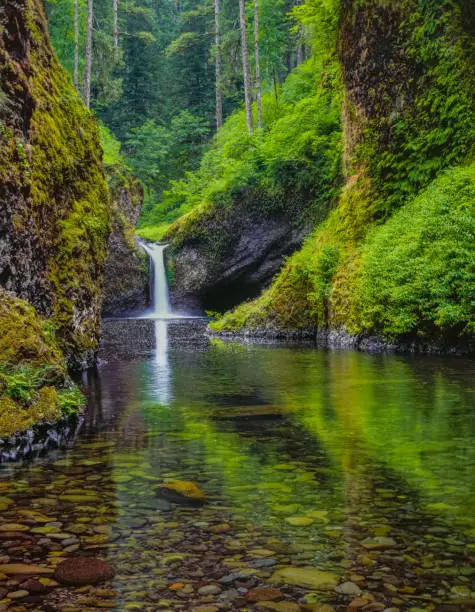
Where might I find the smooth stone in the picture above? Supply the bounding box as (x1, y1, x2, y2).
(220, 572, 250, 584)
(285, 517, 315, 527)
(7, 590, 29, 599)
(54, 557, 115, 586)
(0, 564, 53, 575)
(360, 537, 396, 550)
(156, 481, 208, 505)
(335, 581, 362, 596)
(246, 587, 283, 602)
(255, 602, 300, 612)
(19, 578, 48, 594)
(270, 567, 339, 590)
(198, 584, 221, 595)
(0, 524, 29, 532)
(250, 558, 278, 568)
(194, 606, 220, 612)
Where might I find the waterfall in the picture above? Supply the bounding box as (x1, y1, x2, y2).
(142, 243, 171, 316)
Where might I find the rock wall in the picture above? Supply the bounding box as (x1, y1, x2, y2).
(0, 0, 110, 366)
(166, 190, 313, 315)
(102, 176, 150, 317)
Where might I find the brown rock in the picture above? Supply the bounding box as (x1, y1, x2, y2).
(246, 587, 284, 602)
(347, 598, 370, 609)
(256, 602, 300, 612)
(0, 564, 53, 576)
(20, 578, 48, 593)
(54, 557, 115, 586)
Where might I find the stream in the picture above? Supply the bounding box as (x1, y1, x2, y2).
(0, 246, 474, 611)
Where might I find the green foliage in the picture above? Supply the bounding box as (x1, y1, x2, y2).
(57, 385, 86, 416)
(352, 164, 475, 340)
(150, 56, 342, 233)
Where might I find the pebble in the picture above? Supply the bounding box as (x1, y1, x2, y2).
(7, 590, 29, 599)
(198, 584, 222, 595)
(335, 581, 362, 596)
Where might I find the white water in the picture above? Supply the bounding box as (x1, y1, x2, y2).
(142, 243, 171, 316)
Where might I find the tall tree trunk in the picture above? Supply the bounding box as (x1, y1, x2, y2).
(214, 0, 223, 130)
(84, 0, 93, 108)
(113, 0, 119, 49)
(74, 0, 79, 91)
(239, 0, 253, 133)
(253, 0, 262, 129)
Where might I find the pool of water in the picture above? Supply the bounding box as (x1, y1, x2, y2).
(0, 319, 474, 611)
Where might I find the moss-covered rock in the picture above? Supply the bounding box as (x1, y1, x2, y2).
(0, 0, 110, 366)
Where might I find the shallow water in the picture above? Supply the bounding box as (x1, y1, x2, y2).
(0, 319, 474, 611)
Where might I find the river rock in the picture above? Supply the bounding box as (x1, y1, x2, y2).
(270, 567, 340, 590)
(335, 581, 362, 596)
(246, 587, 283, 602)
(156, 481, 208, 505)
(54, 557, 115, 586)
(0, 564, 54, 575)
(360, 537, 396, 550)
(255, 602, 301, 612)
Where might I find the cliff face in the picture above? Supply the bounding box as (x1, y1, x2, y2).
(212, 0, 475, 351)
(166, 194, 311, 314)
(102, 175, 150, 317)
(0, 0, 110, 366)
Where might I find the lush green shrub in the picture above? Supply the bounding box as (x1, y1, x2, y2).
(353, 164, 475, 340)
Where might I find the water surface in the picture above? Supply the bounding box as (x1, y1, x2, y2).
(1, 320, 474, 610)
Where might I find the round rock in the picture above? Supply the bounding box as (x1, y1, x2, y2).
(54, 557, 115, 586)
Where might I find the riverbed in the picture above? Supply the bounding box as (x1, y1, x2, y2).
(0, 319, 474, 611)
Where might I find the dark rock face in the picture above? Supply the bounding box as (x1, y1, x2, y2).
(0, 0, 110, 367)
(102, 180, 150, 317)
(168, 203, 308, 314)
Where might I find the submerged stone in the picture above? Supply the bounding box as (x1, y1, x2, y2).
(270, 567, 340, 590)
(156, 481, 208, 505)
(54, 557, 115, 586)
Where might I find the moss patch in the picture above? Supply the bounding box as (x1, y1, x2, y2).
(0, 291, 85, 437)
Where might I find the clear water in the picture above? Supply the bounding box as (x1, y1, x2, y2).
(0, 319, 474, 610)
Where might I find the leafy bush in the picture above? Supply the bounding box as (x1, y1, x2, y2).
(353, 164, 475, 340)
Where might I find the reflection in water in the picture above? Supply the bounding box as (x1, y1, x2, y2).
(0, 322, 474, 610)
(152, 319, 171, 406)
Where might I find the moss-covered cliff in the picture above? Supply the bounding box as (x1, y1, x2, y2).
(210, 0, 475, 352)
(0, 0, 110, 435)
(102, 168, 150, 317)
(0, 0, 110, 366)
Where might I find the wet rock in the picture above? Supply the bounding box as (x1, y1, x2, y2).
(360, 538, 396, 550)
(246, 587, 284, 602)
(270, 567, 340, 590)
(335, 582, 362, 596)
(285, 517, 315, 527)
(7, 589, 29, 599)
(198, 584, 222, 595)
(156, 481, 208, 505)
(0, 564, 54, 575)
(19, 578, 48, 594)
(255, 602, 301, 612)
(220, 572, 250, 584)
(54, 557, 115, 586)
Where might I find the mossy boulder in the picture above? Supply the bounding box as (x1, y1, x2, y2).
(0, 0, 110, 366)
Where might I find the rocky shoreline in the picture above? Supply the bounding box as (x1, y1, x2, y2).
(0, 415, 84, 464)
(209, 327, 475, 356)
